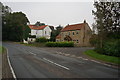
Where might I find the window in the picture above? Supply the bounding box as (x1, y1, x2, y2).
(73, 32, 74, 35)
(76, 32, 79, 34)
(45, 31, 46, 34)
(68, 32, 70, 35)
(77, 40, 79, 43)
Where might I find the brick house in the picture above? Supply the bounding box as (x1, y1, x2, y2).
(56, 20, 92, 47)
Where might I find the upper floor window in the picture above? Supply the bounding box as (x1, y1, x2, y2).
(45, 31, 46, 34)
(68, 32, 70, 35)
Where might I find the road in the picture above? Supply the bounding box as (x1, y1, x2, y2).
(3, 42, 119, 78)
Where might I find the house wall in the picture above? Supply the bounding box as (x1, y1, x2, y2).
(43, 26, 52, 39)
(36, 30, 43, 38)
(27, 37, 36, 43)
(59, 23, 92, 47)
(31, 29, 37, 35)
(56, 39, 61, 42)
(82, 23, 92, 46)
(30, 26, 52, 39)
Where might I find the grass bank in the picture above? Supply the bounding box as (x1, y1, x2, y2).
(84, 50, 120, 65)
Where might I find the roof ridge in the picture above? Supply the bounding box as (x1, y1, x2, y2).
(67, 23, 85, 26)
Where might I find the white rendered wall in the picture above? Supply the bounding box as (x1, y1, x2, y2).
(30, 26, 52, 39)
(43, 26, 52, 39)
(31, 29, 37, 35)
(36, 30, 43, 38)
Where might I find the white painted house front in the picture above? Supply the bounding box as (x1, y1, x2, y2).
(29, 25, 52, 39)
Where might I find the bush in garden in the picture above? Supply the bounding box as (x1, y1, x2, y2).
(45, 42, 74, 47)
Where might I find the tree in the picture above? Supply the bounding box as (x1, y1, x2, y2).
(92, 0, 120, 57)
(35, 21, 45, 26)
(2, 4, 12, 41)
(92, 1, 120, 48)
(2, 10, 30, 41)
(50, 25, 63, 42)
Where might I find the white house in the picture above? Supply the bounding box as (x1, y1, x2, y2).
(28, 25, 52, 39)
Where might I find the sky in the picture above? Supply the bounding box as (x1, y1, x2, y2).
(3, 1, 95, 28)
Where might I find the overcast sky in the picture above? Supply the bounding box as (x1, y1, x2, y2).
(3, 2, 95, 28)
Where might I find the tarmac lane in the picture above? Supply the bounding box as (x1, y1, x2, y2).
(3, 42, 119, 79)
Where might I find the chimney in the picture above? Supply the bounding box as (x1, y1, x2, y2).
(84, 20, 86, 23)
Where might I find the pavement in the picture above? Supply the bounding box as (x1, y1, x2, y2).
(2, 42, 119, 78)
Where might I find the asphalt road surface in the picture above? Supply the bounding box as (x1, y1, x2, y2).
(3, 42, 119, 78)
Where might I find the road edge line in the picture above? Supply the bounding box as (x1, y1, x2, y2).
(5, 47, 17, 79)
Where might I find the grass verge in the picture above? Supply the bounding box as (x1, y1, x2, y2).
(84, 50, 120, 65)
(0, 46, 5, 54)
(20, 42, 46, 47)
(0, 46, 2, 53)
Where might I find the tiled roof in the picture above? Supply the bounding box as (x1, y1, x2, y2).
(61, 23, 85, 32)
(56, 34, 61, 39)
(29, 25, 48, 30)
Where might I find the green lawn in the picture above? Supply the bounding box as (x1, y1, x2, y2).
(0, 46, 2, 53)
(84, 50, 120, 65)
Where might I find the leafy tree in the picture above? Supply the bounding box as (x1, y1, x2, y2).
(92, 0, 120, 57)
(50, 25, 63, 41)
(92, 1, 120, 48)
(2, 7, 30, 41)
(35, 21, 45, 26)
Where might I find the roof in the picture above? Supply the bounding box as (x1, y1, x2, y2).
(56, 34, 61, 39)
(29, 25, 48, 30)
(61, 23, 85, 32)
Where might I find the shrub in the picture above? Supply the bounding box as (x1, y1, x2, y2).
(36, 37, 48, 43)
(45, 42, 74, 47)
(94, 47, 105, 54)
(94, 39, 120, 57)
(103, 39, 120, 57)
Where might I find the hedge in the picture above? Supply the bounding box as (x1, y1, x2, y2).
(45, 42, 74, 47)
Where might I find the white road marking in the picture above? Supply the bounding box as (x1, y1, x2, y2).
(43, 58, 70, 70)
(29, 52, 36, 55)
(103, 63, 112, 67)
(6, 48, 17, 79)
(55, 51, 114, 68)
(91, 60, 112, 67)
(77, 57, 88, 60)
(77, 57, 82, 58)
(83, 58, 88, 60)
(91, 60, 101, 63)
